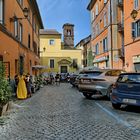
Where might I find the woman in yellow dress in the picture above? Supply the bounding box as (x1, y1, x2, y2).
(16, 74, 27, 99)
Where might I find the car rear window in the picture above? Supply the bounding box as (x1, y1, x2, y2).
(105, 70, 125, 76)
(83, 71, 103, 76)
(117, 74, 140, 83)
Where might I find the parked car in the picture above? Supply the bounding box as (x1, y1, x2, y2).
(78, 69, 125, 99)
(110, 73, 140, 109)
(70, 73, 78, 86)
(70, 71, 94, 87)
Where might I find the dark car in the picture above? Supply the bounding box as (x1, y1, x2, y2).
(70, 73, 78, 87)
(110, 73, 140, 109)
(78, 69, 125, 99)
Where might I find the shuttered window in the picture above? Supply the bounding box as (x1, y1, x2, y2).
(134, 0, 139, 9)
(50, 59, 54, 68)
(95, 43, 99, 55)
(14, 19, 18, 38)
(0, 0, 4, 24)
(132, 20, 140, 38)
(95, 4, 98, 16)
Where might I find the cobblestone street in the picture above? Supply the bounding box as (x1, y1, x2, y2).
(0, 83, 140, 140)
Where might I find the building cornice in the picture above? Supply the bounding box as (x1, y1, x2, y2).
(29, 0, 44, 29)
(87, 0, 96, 11)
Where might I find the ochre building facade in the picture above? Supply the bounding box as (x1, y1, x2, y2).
(87, 0, 124, 69)
(124, 0, 140, 72)
(0, 0, 43, 79)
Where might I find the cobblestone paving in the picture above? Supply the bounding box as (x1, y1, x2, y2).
(0, 83, 140, 140)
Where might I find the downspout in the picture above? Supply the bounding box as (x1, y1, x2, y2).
(110, 0, 113, 68)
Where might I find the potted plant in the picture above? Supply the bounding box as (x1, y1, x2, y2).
(0, 62, 12, 116)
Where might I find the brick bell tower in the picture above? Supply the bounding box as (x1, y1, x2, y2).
(63, 23, 74, 49)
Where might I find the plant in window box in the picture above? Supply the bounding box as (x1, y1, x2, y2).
(0, 62, 12, 116)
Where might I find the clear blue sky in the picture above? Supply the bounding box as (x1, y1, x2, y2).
(37, 0, 91, 45)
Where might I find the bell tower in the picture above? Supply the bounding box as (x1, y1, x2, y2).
(63, 23, 74, 49)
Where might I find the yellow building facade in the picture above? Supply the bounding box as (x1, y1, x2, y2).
(40, 29, 82, 74)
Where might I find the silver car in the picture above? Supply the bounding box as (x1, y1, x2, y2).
(78, 69, 125, 99)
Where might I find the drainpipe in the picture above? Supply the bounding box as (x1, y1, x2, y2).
(110, 0, 113, 68)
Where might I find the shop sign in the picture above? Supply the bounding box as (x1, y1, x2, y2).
(93, 56, 108, 63)
(133, 55, 140, 63)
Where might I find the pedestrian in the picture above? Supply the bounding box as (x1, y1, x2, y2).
(50, 73, 54, 85)
(14, 74, 19, 95)
(16, 73, 27, 99)
(55, 72, 60, 85)
(25, 73, 32, 98)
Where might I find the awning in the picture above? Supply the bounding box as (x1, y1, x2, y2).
(32, 65, 48, 69)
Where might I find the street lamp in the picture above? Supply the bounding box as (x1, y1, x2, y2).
(10, 7, 29, 21)
(39, 47, 46, 54)
(131, 9, 138, 20)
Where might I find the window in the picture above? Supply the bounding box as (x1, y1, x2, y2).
(28, 34, 30, 48)
(92, 27, 95, 38)
(14, 19, 18, 38)
(134, 0, 139, 9)
(103, 37, 108, 52)
(104, 0, 107, 4)
(15, 59, 18, 74)
(67, 30, 71, 36)
(104, 13, 107, 27)
(19, 23, 23, 42)
(95, 4, 98, 16)
(96, 23, 99, 35)
(132, 20, 140, 38)
(0, 0, 4, 24)
(73, 59, 78, 68)
(91, 11, 95, 21)
(49, 39, 55, 45)
(95, 43, 99, 55)
(50, 59, 54, 68)
(17, 0, 23, 7)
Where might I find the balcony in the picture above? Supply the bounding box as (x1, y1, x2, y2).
(118, 22, 124, 33)
(118, 0, 123, 8)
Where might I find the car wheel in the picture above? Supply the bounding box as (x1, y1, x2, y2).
(83, 92, 92, 99)
(107, 86, 113, 100)
(112, 103, 121, 109)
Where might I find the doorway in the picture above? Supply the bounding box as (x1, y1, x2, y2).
(61, 66, 67, 73)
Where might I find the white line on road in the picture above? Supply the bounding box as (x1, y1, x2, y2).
(95, 102, 140, 134)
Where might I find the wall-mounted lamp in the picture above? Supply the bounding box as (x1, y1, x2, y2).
(126, 62, 129, 67)
(10, 7, 29, 21)
(131, 9, 138, 20)
(39, 47, 46, 53)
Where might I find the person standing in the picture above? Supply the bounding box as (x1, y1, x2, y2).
(14, 74, 19, 94)
(25, 73, 32, 98)
(16, 74, 27, 99)
(55, 72, 60, 85)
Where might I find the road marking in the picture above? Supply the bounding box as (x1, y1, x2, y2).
(95, 102, 140, 134)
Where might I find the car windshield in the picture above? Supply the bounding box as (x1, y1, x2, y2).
(117, 74, 140, 83)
